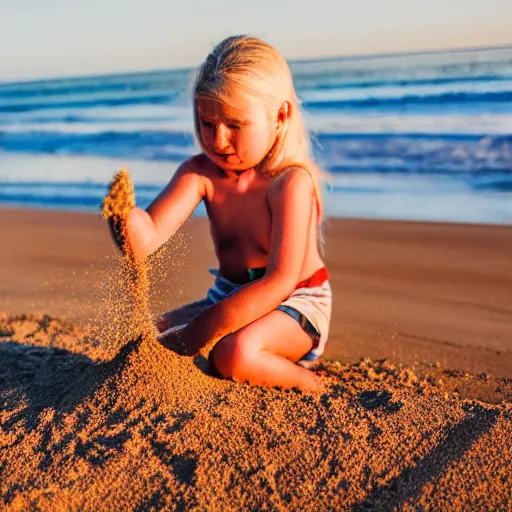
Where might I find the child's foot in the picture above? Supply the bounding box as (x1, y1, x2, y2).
(299, 371, 325, 393)
(297, 357, 323, 371)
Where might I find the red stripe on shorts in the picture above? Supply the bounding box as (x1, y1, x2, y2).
(296, 267, 329, 289)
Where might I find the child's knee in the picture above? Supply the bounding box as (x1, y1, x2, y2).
(210, 331, 257, 381)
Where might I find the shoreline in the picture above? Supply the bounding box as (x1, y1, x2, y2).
(2, 153, 512, 226)
(1, 207, 511, 378)
(3, 202, 512, 228)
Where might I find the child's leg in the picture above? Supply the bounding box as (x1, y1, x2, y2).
(156, 299, 212, 332)
(210, 310, 322, 391)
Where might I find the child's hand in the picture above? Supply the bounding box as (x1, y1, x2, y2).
(155, 314, 170, 333)
(157, 324, 192, 355)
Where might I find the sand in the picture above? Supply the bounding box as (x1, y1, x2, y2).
(1, 206, 511, 510)
(1, 208, 511, 378)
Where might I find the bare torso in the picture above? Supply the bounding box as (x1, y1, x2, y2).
(197, 155, 325, 284)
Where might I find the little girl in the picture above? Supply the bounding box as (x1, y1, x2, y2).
(121, 35, 332, 391)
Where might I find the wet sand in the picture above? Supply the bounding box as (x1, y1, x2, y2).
(1, 207, 511, 510)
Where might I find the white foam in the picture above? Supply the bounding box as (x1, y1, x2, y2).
(0, 153, 178, 185)
(299, 80, 512, 103)
(305, 112, 512, 135)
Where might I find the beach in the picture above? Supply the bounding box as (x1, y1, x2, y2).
(1, 207, 511, 509)
(2, 208, 511, 379)
(1, 22, 511, 510)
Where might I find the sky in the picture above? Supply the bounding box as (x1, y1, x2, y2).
(0, 0, 511, 82)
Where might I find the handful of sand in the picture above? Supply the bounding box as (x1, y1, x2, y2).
(101, 168, 135, 220)
(101, 168, 136, 257)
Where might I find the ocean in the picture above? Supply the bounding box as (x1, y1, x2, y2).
(1, 45, 511, 224)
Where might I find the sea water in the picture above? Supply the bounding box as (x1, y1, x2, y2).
(1, 46, 511, 224)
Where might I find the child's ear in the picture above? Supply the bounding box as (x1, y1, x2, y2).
(277, 101, 291, 125)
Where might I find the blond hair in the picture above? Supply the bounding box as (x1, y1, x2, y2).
(192, 35, 326, 218)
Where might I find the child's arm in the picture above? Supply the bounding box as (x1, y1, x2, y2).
(185, 168, 314, 351)
(123, 157, 206, 261)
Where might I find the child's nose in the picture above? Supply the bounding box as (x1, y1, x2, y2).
(213, 124, 232, 152)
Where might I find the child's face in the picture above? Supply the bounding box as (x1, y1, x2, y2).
(197, 89, 276, 172)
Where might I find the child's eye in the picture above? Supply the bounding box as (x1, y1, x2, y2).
(201, 120, 213, 128)
(228, 124, 241, 130)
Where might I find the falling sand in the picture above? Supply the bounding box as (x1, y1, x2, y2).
(1, 171, 511, 510)
(100, 169, 154, 345)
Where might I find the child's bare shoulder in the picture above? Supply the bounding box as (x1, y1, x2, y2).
(268, 166, 314, 202)
(184, 154, 218, 178)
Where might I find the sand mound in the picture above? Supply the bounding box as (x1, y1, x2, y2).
(1, 313, 511, 511)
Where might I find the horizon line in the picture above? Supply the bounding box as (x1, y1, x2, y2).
(2, 41, 511, 87)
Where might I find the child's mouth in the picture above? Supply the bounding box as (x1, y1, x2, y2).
(216, 153, 239, 164)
